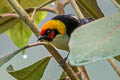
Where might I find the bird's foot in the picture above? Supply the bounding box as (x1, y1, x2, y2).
(59, 53, 69, 66)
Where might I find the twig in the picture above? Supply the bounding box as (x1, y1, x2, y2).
(54, 0, 65, 14)
(36, 7, 56, 13)
(12, 42, 46, 52)
(0, 13, 18, 18)
(63, 0, 69, 7)
(7, 0, 80, 80)
(36, 0, 56, 10)
(0, 42, 46, 67)
(108, 58, 120, 77)
(69, 0, 84, 18)
(31, 8, 37, 21)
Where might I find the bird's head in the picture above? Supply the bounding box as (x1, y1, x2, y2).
(38, 20, 67, 42)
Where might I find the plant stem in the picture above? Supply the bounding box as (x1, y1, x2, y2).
(7, 0, 79, 79)
(108, 58, 120, 77)
(54, 0, 65, 14)
(69, 0, 84, 18)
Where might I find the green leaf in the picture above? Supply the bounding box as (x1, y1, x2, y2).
(34, 11, 47, 25)
(0, 0, 13, 14)
(0, 17, 19, 34)
(76, 0, 104, 19)
(112, 0, 120, 12)
(69, 13, 120, 66)
(0, 0, 47, 34)
(7, 56, 51, 80)
(0, 0, 49, 14)
(6, 11, 46, 54)
(114, 55, 120, 61)
(18, 0, 49, 9)
(116, 0, 120, 4)
(59, 72, 68, 80)
(6, 21, 32, 53)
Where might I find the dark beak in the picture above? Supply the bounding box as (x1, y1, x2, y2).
(37, 35, 47, 41)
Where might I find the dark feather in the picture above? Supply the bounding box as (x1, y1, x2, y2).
(52, 14, 93, 37)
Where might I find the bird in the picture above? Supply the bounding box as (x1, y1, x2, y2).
(38, 14, 93, 63)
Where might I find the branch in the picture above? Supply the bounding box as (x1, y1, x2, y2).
(7, 0, 79, 80)
(0, 13, 18, 18)
(108, 58, 120, 77)
(63, 0, 69, 7)
(0, 42, 46, 67)
(69, 0, 84, 18)
(78, 66, 90, 80)
(54, 0, 65, 14)
(8, 0, 40, 37)
(31, 8, 37, 21)
(36, 0, 56, 10)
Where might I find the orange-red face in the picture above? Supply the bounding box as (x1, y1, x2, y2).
(38, 20, 66, 41)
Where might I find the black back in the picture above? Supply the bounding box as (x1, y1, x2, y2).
(52, 14, 93, 37)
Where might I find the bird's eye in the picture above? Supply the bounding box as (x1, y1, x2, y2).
(46, 29, 51, 35)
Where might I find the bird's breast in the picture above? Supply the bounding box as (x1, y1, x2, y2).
(50, 34, 69, 51)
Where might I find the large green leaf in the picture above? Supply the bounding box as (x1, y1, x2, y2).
(76, 0, 104, 19)
(6, 11, 46, 53)
(7, 56, 51, 80)
(69, 13, 120, 66)
(6, 21, 32, 49)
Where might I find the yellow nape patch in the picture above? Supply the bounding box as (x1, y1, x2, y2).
(41, 20, 66, 35)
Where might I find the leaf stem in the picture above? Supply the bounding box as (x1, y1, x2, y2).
(108, 58, 120, 77)
(7, 0, 80, 79)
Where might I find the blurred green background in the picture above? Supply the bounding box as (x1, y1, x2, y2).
(0, 0, 120, 80)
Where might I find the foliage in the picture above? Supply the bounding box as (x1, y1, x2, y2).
(0, 0, 120, 80)
(0, 0, 47, 53)
(76, 0, 104, 19)
(7, 56, 51, 80)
